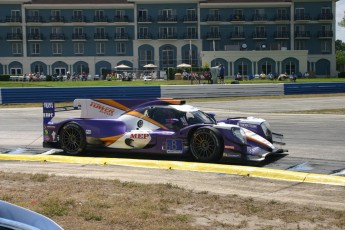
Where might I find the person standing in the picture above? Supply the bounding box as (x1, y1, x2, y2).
(219, 64, 225, 84)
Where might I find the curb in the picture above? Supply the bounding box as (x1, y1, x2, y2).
(0, 154, 344, 186)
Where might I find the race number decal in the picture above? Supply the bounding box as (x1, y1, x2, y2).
(166, 139, 183, 154)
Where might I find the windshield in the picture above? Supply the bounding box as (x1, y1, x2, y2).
(184, 110, 216, 125)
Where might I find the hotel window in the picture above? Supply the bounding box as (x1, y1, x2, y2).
(321, 40, 331, 53)
(31, 43, 40, 55)
(12, 43, 22, 55)
(162, 47, 174, 65)
(96, 42, 105, 55)
(116, 42, 126, 54)
(74, 43, 84, 55)
(139, 49, 153, 66)
(52, 43, 62, 54)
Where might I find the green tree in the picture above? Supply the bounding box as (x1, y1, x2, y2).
(339, 10, 345, 27)
(335, 40, 345, 51)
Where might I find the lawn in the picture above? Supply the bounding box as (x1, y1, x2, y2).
(1, 77, 345, 88)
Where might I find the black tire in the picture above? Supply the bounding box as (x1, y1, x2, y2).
(59, 122, 86, 155)
(190, 127, 224, 163)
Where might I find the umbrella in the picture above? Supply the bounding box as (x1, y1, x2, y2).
(115, 64, 131, 69)
(143, 63, 157, 68)
(177, 63, 191, 68)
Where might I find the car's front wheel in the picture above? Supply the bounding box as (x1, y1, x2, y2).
(190, 127, 224, 163)
(59, 122, 86, 155)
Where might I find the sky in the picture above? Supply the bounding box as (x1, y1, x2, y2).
(336, 0, 345, 41)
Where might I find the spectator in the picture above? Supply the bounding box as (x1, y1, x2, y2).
(81, 72, 87, 81)
(236, 72, 242, 81)
(268, 72, 274, 80)
(219, 64, 225, 84)
(303, 71, 309, 78)
(260, 71, 266, 79)
(182, 70, 188, 80)
(290, 72, 296, 82)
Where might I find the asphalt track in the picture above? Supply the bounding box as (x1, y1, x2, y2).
(0, 96, 345, 186)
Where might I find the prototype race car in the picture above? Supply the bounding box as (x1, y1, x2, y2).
(43, 98, 287, 163)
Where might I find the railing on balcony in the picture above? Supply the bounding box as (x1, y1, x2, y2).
(252, 14, 267, 21)
(183, 15, 197, 22)
(114, 15, 129, 22)
(157, 15, 178, 22)
(205, 32, 221, 39)
(137, 33, 154, 39)
(205, 14, 221, 22)
(28, 33, 43, 40)
(273, 14, 289, 21)
(26, 16, 43, 23)
(94, 33, 110, 40)
(230, 14, 245, 21)
(5, 16, 22, 23)
(49, 16, 65, 23)
(294, 13, 311, 21)
(318, 13, 333, 20)
(317, 30, 333, 38)
(274, 31, 290, 39)
(50, 33, 65, 40)
(6, 33, 22, 40)
(229, 32, 246, 40)
(182, 33, 198, 39)
(158, 33, 178, 39)
(295, 31, 311, 39)
(114, 33, 129, 40)
(252, 32, 267, 39)
(72, 33, 87, 40)
(71, 16, 87, 22)
(94, 16, 108, 23)
(138, 16, 153, 23)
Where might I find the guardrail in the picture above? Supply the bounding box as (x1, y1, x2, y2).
(0, 83, 344, 104)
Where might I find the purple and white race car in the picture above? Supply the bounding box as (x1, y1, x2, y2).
(43, 98, 287, 163)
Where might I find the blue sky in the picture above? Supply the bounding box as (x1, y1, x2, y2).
(336, 0, 345, 41)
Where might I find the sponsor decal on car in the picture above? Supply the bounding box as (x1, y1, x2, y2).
(89, 101, 115, 116)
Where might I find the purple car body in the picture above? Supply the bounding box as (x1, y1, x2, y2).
(43, 98, 286, 162)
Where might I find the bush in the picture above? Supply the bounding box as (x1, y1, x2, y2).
(0, 75, 11, 81)
(338, 72, 345, 78)
(46, 75, 52, 81)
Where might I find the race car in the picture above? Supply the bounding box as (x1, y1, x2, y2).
(43, 98, 287, 163)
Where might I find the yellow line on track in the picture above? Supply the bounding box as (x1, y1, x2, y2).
(0, 154, 344, 186)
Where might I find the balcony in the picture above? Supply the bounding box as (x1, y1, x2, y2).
(294, 13, 311, 21)
(295, 31, 311, 39)
(273, 31, 290, 39)
(71, 16, 87, 23)
(252, 14, 267, 22)
(49, 16, 65, 23)
(229, 32, 246, 40)
(114, 33, 129, 40)
(26, 16, 43, 23)
(158, 33, 178, 40)
(94, 16, 108, 23)
(137, 33, 154, 39)
(317, 30, 333, 39)
(273, 14, 289, 21)
(6, 33, 22, 41)
(94, 33, 110, 40)
(72, 33, 87, 40)
(183, 15, 197, 23)
(157, 15, 177, 23)
(50, 33, 65, 41)
(5, 16, 22, 23)
(182, 33, 198, 40)
(28, 33, 43, 41)
(318, 13, 333, 21)
(252, 32, 267, 39)
(204, 14, 221, 22)
(205, 32, 221, 40)
(230, 14, 245, 22)
(138, 16, 153, 23)
(113, 15, 129, 23)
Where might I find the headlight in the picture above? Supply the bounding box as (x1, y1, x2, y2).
(261, 121, 271, 137)
(232, 127, 247, 144)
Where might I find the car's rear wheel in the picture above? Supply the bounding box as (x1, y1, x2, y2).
(59, 122, 86, 155)
(190, 127, 224, 163)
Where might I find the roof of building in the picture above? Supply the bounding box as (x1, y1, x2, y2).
(30, 0, 128, 4)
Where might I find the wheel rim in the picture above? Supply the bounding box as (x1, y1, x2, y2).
(191, 130, 217, 159)
(61, 126, 83, 153)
